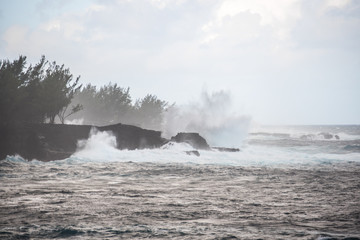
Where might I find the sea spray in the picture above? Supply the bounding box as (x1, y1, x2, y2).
(162, 90, 251, 147)
(73, 128, 121, 162)
(57, 125, 360, 166)
(65, 118, 84, 125)
(3, 125, 360, 166)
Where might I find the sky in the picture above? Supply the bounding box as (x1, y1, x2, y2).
(0, 0, 359, 125)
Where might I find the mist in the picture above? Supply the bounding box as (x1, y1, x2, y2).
(66, 83, 168, 130)
(66, 83, 250, 148)
(162, 90, 251, 147)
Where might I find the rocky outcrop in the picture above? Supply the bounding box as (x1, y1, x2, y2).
(98, 124, 166, 150)
(318, 132, 334, 140)
(185, 150, 201, 157)
(0, 123, 239, 162)
(212, 147, 240, 152)
(300, 132, 340, 140)
(170, 132, 211, 150)
(0, 123, 166, 161)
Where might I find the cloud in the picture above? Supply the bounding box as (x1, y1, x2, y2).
(2, 0, 358, 78)
(1, 0, 359, 124)
(149, 0, 188, 9)
(2, 0, 358, 58)
(201, 0, 302, 45)
(292, 0, 360, 50)
(3, 25, 28, 52)
(324, 0, 352, 9)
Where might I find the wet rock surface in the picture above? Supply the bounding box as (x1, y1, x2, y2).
(170, 132, 211, 150)
(0, 123, 222, 161)
(0, 123, 166, 161)
(185, 150, 201, 156)
(212, 147, 240, 152)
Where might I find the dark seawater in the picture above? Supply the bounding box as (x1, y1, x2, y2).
(248, 125, 360, 155)
(1, 125, 360, 239)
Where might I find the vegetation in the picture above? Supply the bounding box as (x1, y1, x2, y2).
(68, 84, 169, 130)
(0, 55, 169, 130)
(0, 56, 82, 124)
(134, 94, 168, 130)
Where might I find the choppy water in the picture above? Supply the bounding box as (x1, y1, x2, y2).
(1, 125, 360, 239)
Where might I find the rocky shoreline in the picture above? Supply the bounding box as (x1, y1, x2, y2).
(0, 123, 238, 161)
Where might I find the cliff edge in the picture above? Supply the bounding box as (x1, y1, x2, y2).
(0, 123, 166, 161)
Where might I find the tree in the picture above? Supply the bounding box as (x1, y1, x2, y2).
(0, 55, 82, 124)
(67, 84, 169, 129)
(19, 56, 47, 123)
(67, 83, 133, 125)
(96, 83, 132, 124)
(134, 94, 168, 130)
(40, 61, 82, 123)
(0, 56, 28, 123)
(57, 103, 84, 124)
(66, 83, 98, 124)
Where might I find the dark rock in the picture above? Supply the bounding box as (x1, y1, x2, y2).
(1, 123, 239, 162)
(318, 132, 333, 139)
(0, 123, 166, 161)
(300, 134, 315, 140)
(185, 150, 200, 157)
(171, 132, 210, 150)
(98, 123, 166, 150)
(301, 133, 339, 140)
(212, 147, 240, 152)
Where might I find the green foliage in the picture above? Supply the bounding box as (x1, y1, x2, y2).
(69, 83, 133, 125)
(57, 103, 84, 124)
(96, 83, 132, 124)
(68, 83, 169, 130)
(0, 55, 82, 124)
(134, 94, 168, 130)
(0, 56, 28, 123)
(1, 56, 169, 128)
(41, 61, 82, 123)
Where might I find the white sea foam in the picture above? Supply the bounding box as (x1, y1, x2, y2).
(58, 129, 360, 166)
(64, 118, 84, 125)
(249, 124, 360, 141)
(5, 125, 360, 166)
(72, 128, 120, 162)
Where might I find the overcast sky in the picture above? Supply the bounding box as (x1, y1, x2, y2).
(0, 0, 359, 124)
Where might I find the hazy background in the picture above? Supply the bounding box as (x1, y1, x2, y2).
(0, 0, 359, 125)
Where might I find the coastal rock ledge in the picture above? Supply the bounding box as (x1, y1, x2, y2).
(0, 123, 166, 161)
(0, 123, 239, 161)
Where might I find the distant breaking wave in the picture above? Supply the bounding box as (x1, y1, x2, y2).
(5, 125, 360, 166)
(162, 90, 251, 148)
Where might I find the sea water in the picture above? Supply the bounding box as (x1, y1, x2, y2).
(1, 125, 360, 239)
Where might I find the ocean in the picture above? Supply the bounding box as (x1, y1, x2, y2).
(1, 125, 360, 239)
